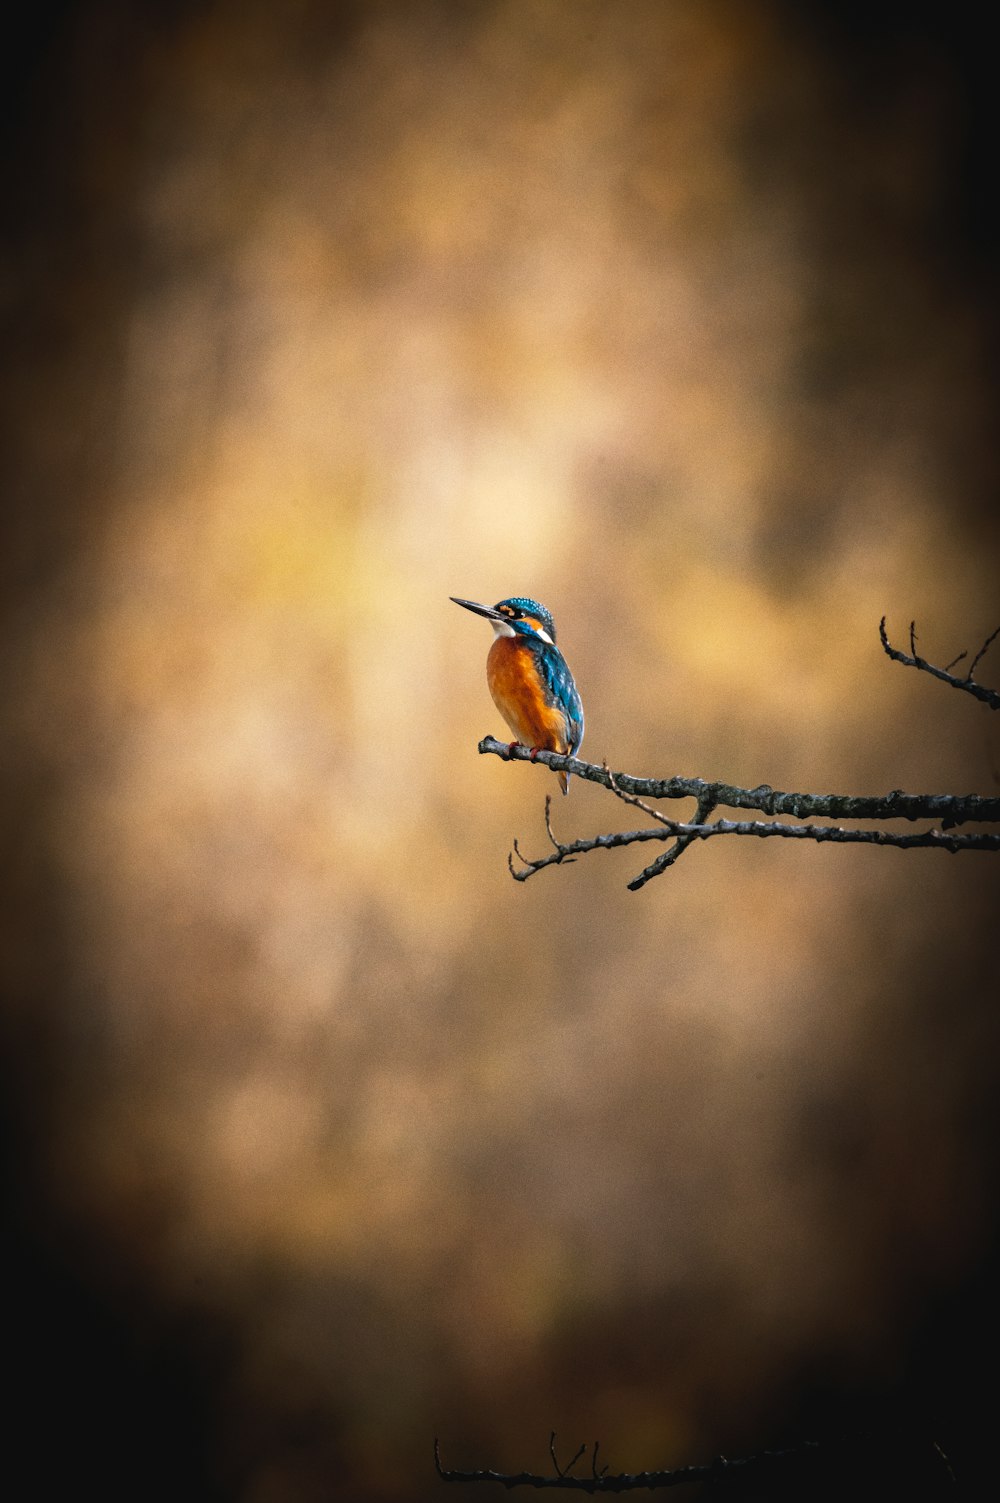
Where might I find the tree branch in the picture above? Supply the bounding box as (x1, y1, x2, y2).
(481, 740, 1000, 827)
(435, 1435, 824, 1493)
(507, 802, 998, 887)
(490, 746, 999, 886)
(603, 765, 718, 889)
(434, 1432, 956, 1493)
(879, 617, 1000, 709)
(477, 616, 1000, 887)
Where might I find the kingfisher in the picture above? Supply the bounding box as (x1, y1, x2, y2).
(451, 595, 584, 793)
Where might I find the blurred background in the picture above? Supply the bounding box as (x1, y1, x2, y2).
(2, 2, 998, 1498)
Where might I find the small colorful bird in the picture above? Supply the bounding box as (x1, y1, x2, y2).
(451, 595, 585, 793)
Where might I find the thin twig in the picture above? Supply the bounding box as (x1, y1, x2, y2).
(628, 790, 719, 890)
(603, 762, 677, 828)
(601, 762, 722, 886)
(968, 624, 1000, 682)
(550, 1435, 586, 1479)
(508, 825, 671, 882)
(930, 1439, 957, 1488)
(879, 617, 1000, 709)
(544, 796, 573, 858)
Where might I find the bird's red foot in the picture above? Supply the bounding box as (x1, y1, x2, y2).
(504, 741, 545, 762)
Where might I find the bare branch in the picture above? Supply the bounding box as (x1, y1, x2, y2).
(650, 818, 997, 852)
(435, 1435, 823, 1492)
(880, 617, 1000, 709)
(508, 822, 672, 883)
(476, 615, 1000, 887)
(487, 744, 999, 887)
(603, 762, 676, 828)
(968, 624, 1000, 681)
(627, 790, 719, 890)
(591, 1443, 609, 1481)
(506, 809, 998, 887)
(550, 1434, 586, 1479)
(598, 764, 722, 887)
(479, 740, 1000, 827)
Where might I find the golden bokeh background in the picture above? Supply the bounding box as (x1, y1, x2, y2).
(3, 3, 998, 1498)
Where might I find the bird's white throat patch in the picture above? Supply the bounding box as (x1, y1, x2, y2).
(491, 619, 554, 644)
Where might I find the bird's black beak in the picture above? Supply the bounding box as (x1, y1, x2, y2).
(450, 596, 505, 623)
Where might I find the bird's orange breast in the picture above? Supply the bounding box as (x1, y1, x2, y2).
(486, 636, 569, 752)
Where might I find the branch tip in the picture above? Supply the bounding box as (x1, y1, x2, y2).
(968, 623, 1000, 681)
(880, 616, 1000, 710)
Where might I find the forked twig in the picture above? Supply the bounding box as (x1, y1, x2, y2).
(879, 617, 1000, 709)
(550, 1434, 586, 1479)
(601, 762, 723, 888)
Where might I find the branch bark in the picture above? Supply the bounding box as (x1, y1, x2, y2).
(478, 743, 999, 828)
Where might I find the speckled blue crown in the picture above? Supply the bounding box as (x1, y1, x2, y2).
(495, 597, 556, 640)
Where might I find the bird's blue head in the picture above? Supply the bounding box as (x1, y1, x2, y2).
(450, 595, 557, 643)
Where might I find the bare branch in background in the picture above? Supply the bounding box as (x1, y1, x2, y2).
(434, 1432, 956, 1493)
(880, 617, 1000, 709)
(550, 1434, 586, 1480)
(436, 1434, 823, 1492)
(479, 617, 1000, 887)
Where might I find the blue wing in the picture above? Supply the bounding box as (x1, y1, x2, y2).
(536, 642, 584, 755)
